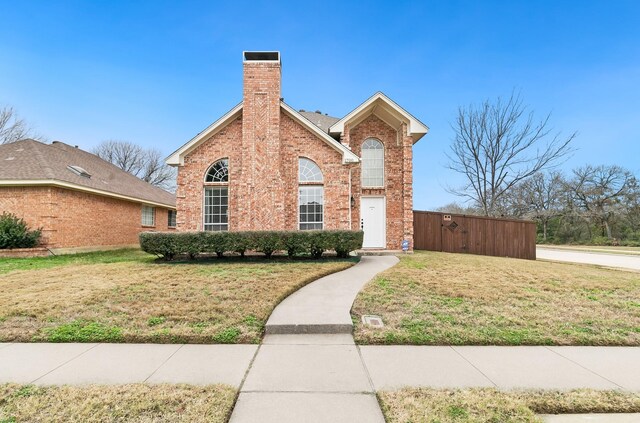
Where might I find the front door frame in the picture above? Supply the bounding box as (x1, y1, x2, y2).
(360, 195, 386, 249)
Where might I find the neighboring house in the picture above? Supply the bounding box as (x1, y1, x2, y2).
(167, 51, 428, 250)
(0, 139, 176, 252)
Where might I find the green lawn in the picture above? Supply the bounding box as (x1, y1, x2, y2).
(352, 251, 640, 345)
(379, 388, 640, 423)
(0, 384, 236, 423)
(0, 249, 356, 344)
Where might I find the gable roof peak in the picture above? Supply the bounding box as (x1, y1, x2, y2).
(329, 92, 429, 143)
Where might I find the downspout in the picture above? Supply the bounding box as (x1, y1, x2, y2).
(348, 167, 353, 230)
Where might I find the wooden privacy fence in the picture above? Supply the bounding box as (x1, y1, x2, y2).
(413, 211, 537, 260)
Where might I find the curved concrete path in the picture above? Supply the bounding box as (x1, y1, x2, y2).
(537, 247, 640, 271)
(265, 255, 399, 334)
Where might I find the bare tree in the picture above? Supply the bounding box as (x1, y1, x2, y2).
(446, 92, 575, 216)
(93, 140, 176, 191)
(507, 171, 566, 240)
(567, 165, 636, 239)
(0, 106, 39, 144)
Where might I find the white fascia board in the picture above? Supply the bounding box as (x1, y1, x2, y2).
(280, 102, 360, 164)
(166, 103, 243, 166)
(329, 92, 429, 143)
(0, 179, 176, 209)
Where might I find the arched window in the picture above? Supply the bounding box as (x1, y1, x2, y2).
(205, 159, 229, 182)
(204, 159, 229, 231)
(361, 139, 384, 187)
(298, 158, 323, 230)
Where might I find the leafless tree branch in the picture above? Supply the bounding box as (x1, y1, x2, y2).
(446, 91, 575, 216)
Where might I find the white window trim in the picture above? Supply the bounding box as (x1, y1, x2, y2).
(141, 205, 156, 227)
(298, 185, 324, 230)
(203, 186, 229, 231)
(361, 138, 385, 188)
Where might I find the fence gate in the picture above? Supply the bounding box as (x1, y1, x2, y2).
(413, 211, 537, 260)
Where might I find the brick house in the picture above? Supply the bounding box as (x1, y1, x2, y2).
(0, 139, 176, 253)
(167, 51, 427, 250)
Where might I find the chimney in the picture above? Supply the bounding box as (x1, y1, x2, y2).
(239, 51, 285, 229)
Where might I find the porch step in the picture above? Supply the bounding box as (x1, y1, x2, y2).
(355, 250, 409, 256)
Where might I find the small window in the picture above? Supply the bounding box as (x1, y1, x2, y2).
(361, 139, 384, 187)
(168, 210, 176, 228)
(142, 206, 155, 227)
(205, 159, 229, 182)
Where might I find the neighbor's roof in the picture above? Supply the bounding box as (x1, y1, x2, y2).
(0, 139, 176, 208)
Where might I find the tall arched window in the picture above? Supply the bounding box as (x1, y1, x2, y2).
(361, 139, 384, 187)
(298, 158, 323, 230)
(204, 159, 229, 231)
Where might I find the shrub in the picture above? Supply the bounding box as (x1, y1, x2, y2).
(0, 212, 42, 249)
(139, 232, 180, 260)
(282, 231, 309, 257)
(139, 230, 364, 260)
(252, 231, 283, 258)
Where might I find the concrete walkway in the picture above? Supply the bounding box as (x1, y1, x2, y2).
(265, 255, 399, 334)
(537, 247, 640, 271)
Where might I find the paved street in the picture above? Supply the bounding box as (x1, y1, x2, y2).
(537, 247, 640, 271)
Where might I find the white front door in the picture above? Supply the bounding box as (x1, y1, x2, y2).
(361, 197, 386, 248)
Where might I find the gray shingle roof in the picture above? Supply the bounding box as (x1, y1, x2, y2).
(298, 111, 340, 133)
(0, 139, 176, 207)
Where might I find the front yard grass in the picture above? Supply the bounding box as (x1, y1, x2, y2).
(0, 249, 356, 343)
(352, 251, 640, 345)
(0, 383, 236, 422)
(379, 388, 640, 423)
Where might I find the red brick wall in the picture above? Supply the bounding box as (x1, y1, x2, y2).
(280, 112, 351, 230)
(0, 186, 55, 245)
(0, 186, 174, 249)
(175, 110, 415, 250)
(176, 116, 243, 231)
(177, 112, 351, 232)
(349, 114, 413, 250)
(240, 60, 285, 229)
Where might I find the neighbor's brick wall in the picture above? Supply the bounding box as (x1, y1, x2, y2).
(0, 186, 174, 249)
(349, 114, 413, 250)
(0, 186, 56, 246)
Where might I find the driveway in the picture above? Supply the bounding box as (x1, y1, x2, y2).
(537, 247, 640, 271)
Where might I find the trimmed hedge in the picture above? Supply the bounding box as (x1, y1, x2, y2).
(0, 212, 42, 249)
(139, 230, 364, 260)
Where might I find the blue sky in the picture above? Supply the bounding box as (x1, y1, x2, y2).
(1, 0, 639, 209)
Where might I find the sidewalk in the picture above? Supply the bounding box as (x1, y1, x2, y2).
(2, 342, 637, 392)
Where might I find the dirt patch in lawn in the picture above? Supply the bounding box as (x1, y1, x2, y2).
(352, 251, 640, 345)
(0, 254, 355, 343)
(379, 388, 640, 423)
(0, 383, 236, 423)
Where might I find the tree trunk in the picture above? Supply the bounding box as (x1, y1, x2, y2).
(604, 220, 613, 239)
